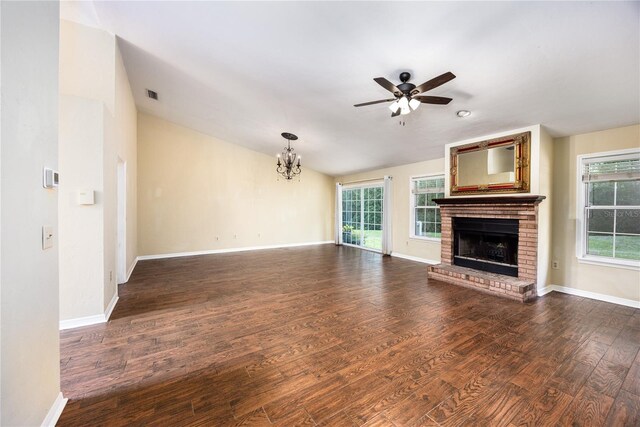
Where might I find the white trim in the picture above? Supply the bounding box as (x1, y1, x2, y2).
(59, 292, 120, 330)
(137, 241, 334, 261)
(342, 242, 382, 254)
(59, 314, 105, 330)
(392, 252, 440, 265)
(104, 293, 119, 321)
(409, 174, 444, 241)
(382, 175, 393, 255)
(125, 257, 138, 282)
(335, 182, 343, 245)
(578, 256, 639, 270)
(410, 236, 441, 243)
(537, 285, 554, 296)
(579, 147, 640, 163)
(342, 180, 383, 189)
(41, 392, 68, 427)
(410, 172, 446, 180)
(341, 183, 385, 252)
(116, 160, 127, 284)
(541, 284, 640, 308)
(576, 148, 640, 268)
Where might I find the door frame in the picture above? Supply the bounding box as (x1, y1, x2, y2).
(116, 159, 127, 284)
(341, 181, 384, 253)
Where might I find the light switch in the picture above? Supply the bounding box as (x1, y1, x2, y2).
(77, 189, 95, 205)
(42, 225, 54, 249)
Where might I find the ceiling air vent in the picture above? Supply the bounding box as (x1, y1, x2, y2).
(146, 89, 158, 100)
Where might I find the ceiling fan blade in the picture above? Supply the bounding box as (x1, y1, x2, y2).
(354, 98, 397, 107)
(391, 109, 401, 117)
(414, 96, 453, 105)
(374, 77, 402, 95)
(410, 72, 456, 95)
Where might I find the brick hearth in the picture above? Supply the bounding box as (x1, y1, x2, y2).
(428, 196, 546, 302)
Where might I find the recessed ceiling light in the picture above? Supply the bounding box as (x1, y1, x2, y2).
(456, 110, 471, 118)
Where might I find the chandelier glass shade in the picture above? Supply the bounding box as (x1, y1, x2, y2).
(276, 132, 302, 180)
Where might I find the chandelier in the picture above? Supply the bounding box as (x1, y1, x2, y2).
(276, 132, 302, 180)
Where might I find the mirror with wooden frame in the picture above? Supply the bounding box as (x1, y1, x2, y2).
(450, 131, 531, 195)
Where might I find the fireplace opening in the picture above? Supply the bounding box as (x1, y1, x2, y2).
(453, 217, 519, 277)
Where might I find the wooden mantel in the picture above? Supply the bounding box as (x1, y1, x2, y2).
(432, 195, 546, 206)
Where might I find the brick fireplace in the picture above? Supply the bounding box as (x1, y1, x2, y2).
(427, 196, 546, 302)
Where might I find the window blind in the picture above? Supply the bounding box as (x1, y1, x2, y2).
(412, 177, 445, 194)
(582, 156, 640, 182)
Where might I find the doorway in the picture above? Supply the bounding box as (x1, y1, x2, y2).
(116, 160, 127, 284)
(341, 184, 384, 252)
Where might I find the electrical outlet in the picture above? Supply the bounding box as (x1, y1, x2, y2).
(109, 271, 113, 282)
(234, 234, 237, 239)
(552, 260, 559, 269)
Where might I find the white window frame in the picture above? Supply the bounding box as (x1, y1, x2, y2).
(341, 181, 384, 253)
(576, 148, 640, 270)
(410, 173, 444, 242)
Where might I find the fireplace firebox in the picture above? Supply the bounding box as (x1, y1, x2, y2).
(453, 217, 519, 277)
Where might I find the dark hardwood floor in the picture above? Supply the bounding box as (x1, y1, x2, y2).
(58, 244, 640, 426)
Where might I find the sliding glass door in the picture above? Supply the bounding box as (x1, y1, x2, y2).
(342, 185, 384, 251)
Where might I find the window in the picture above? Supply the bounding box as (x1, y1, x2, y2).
(578, 150, 640, 266)
(341, 185, 383, 251)
(410, 175, 444, 240)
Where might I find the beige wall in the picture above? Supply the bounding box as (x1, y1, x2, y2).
(338, 125, 556, 289)
(339, 126, 638, 305)
(551, 125, 640, 303)
(58, 18, 114, 114)
(137, 114, 334, 256)
(1, 2, 62, 424)
(336, 158, 445, 262)
(59, 96, 106, 319)
(59, 20, 138, 322)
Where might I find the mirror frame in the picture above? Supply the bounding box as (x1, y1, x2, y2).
(450, 131, 531, 196)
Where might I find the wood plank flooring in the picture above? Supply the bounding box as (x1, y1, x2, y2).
(58, 244, 640, 426)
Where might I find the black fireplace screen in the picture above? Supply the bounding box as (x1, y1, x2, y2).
(453, 217, 519, 277)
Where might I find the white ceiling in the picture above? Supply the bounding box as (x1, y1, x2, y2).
(89, 1, 639, 176)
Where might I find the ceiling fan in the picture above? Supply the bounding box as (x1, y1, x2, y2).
(354, 71, 456, 117)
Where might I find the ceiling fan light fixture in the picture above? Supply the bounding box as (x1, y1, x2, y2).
(355, 71, 456, 119)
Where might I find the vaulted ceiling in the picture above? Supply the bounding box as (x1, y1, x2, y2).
(86, 2, 638, 176)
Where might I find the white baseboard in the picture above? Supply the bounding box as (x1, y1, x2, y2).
(41, 392, 67, 427)
(537, 285, 554, 296)
(60, 292, 120, 330)
(137, 241, 334, 261)
(59, 313, 105, 330)
(391, 252, 440, 265)
(104, 293, 119, 321)
(125, 257, 138, 282)
(541, 284, 640, 308)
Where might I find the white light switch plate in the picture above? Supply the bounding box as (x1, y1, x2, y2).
(77, 189, 95, 205)
(42, 225, 54, 249)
